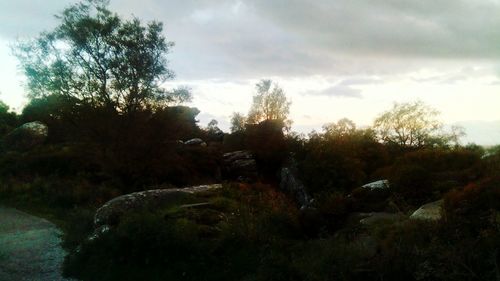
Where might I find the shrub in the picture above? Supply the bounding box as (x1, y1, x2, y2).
(388, 164, 433, 205)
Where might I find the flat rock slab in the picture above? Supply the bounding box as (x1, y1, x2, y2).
(410, 200, 443, 221)
(0, 207, 70, 281)
(94, 184, 223, 227)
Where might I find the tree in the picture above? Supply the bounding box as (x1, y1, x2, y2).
(322, 118, 356, 139)
(0, 100, 18, 137)
(229, 112, 246, 133)
(247, 80, 291, 128)
(14, 0, 190, 114)
(373, 101, 460, 148)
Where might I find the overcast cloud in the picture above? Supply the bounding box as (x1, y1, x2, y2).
(0, 0, 499, 144)
(2, 0, 500, 78)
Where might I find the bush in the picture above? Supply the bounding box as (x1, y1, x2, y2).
(389, 164, 433, 205)
(64, 184, 302, 281)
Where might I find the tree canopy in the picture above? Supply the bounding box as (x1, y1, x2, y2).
(247, 80, 291, 127)
(322, 118, 357, 139)
(14, 0, 190, 114)
(373, 101, 463, 148)
(229, 112, 246, 133)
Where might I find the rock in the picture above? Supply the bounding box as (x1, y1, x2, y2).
(94, 184, 222, 227)
(3, 121, 48, 151)
(362, 180, 389, 190)
(280, 156, 313, 208)
(184, 138, 206, 146)
(223, 150, 257, 181)
(358, 212, 405, 225)
(208, 127, 224, 142)
(410, 200, 443, 221)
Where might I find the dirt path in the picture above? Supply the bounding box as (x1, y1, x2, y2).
(0, 207, 70, 281)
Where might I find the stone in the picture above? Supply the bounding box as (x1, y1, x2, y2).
(94, 184, 222, 227)
(280, 156, 313, 208)
(184, 138, 206, 146)
(362, 180, 389, 190)
(3, 121, 48, 151)
(223, 150, 257, 181)
(410, 200, 443, 221)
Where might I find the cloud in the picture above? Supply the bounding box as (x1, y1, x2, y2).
(252, 0, 500, 59)
(0, 0, 75, 39)
(4, 0, 500, 80)
(305, 85, 363, 98)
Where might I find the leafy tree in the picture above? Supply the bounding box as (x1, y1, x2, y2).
(373, 101, 461, 148)
(0, 100, 18, 138)
(247, 80, 291, 128)
(206, 119, 218, 131)
(322, 118, 356, 139)
(14, 0, 189, 114)
(229, 112, 246, 133)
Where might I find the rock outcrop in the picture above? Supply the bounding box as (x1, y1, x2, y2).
(184, 138, 207, 146)
(362, 180, 389, 190)
(410, 199, 443, 221)
(94, 184, 222, 227)
(280, 156, 313, 208)
(3, 121, 48, 151)
(222, 150, 258, 181)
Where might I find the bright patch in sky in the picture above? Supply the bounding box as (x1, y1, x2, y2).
(0, 0, 499, 145)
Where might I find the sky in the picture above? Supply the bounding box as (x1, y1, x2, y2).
(0, 0, 499, 145)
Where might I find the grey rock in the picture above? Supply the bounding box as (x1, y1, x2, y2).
(223, 150, 253, 162)
(184, 138, 206, 146)
(410, 200, 443, 221)
(362, 180, 389, 190)
(223, 150, 257, 181)
(280, 156, 313, 208)
(3, 121, 48, 151)
(94, 184, 222, 227)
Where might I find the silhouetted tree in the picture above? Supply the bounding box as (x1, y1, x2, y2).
(229, 112, 246, 133)
(374, 101, 463, 148)
(14, 0, 190, 114)
(322, 118, 356, 139)
(247, 80, 291, 129)
(0, 100, 18, 138)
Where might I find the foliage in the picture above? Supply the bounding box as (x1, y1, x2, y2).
(63, 183, 300, 281)
(322, 118, 357, 139)
(229, 112, 246, 133)
(298, 120, 388, 194)
(0, 100, 18, 139)
(247, 79, 291, 129)
(387, 148, 483, 205)
(245, 119, 288, 178)
(373, 101, 463, 148)
(14, 0, 189, 113)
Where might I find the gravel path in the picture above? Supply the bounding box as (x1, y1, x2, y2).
(0, 207, 70, 281)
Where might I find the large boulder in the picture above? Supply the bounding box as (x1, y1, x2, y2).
(410, 199, 443, 221)
(222, 150, 257, 181)
(362, 180, 389, 190)
(280, 156, 313, 208)
(94, 184, 222, 227)
(3, 121, 48, 151)
(184, 138, 207, 146)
